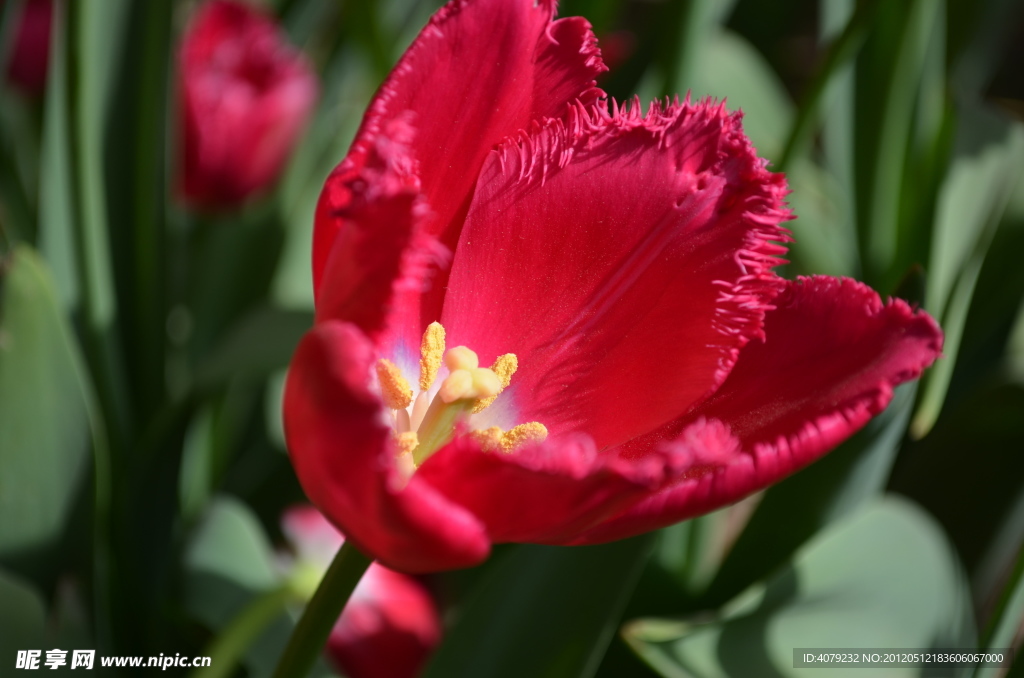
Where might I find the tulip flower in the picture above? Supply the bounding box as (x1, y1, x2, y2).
(282, 506, 441, 678)
(177, 0, 317, 209)
(4, 0, 53, 96)
(283, 0, 943, 573)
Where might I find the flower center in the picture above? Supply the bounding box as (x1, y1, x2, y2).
(375, 322, 547, 473)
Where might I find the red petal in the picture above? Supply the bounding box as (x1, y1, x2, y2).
(313, 0, 606, 296)
(441, 99, 790, 450)
(416, 434, 687, 544)
(283, 321, 490, 572)
(314, 117, 449, 345)
(572, 276, 943, 543)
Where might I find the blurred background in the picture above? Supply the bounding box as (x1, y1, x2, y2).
(1, 0, 1023, 676)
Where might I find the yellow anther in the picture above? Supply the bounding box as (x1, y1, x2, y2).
(491, 354, 518, 387)
(470, 368, 502, 398)
(419, 322, 445, 391)
(468, 426, 504, 452)
(499, 422, 548, 453)
(473, 353, 518, 413)
(381, 324, 546, 471)
(438, 369, 474, 403)
(444, 346, 479, 371)
(394, 431, 419, 456)
(376, 359, 412, 410)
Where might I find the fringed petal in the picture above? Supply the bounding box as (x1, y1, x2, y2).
(314, 116, 449, 344)
(416, 432, 689, 544)
(571, 276, 943, 544)
(313, 0, 607, 298)
(441, 98, 791, 450)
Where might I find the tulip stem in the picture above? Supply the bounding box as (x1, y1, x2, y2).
(271, 540, 373, 678)
(192, 585, 293, 678)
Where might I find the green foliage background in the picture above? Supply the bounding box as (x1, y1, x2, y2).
(1, 0, 1023, 675)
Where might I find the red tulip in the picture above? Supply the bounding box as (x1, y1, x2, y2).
(4, 0, 53, 96)
(283, 0, 942, 573)
(177, 0, 317, 209)
(282, 506, 441, 678)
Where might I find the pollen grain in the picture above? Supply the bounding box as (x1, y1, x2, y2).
(469, 426, 504, 452)
(419, 322, 446, 391)
(499, 422, 548, 453)
(395, 431, 419, 457)
(376, 359, 413, 410)
(473, 353, 518, 413)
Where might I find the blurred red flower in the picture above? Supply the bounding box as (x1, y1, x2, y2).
(284, 0, 943, 573)
(4, 0, 53, 96)
(177, 0, 317, 209)
(282, 506, 441, 678)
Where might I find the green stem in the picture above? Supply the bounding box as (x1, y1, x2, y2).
(192, 586, 293, 678)
(271, 541, 374, 678)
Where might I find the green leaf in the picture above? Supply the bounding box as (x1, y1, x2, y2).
(40, 0, 131, 456)
(179, 406, 217, 524)
(689, 30, 793, 161)
(184, 496, 284, 674)
(0, 568, 47, 667)
(37, 1, 79, 311)
(0, 95, 37, 247)
(891, 383, 1024, 609)
(0, 247, 92, 561)
(423, 536, 655, 678)
(975, 547, 1024, 678)
(704, 384, 916, 605)
(663, 0, 738, 100)
(186, 496, 280, 600)
(655, 499, 760, 599)
(854, 0, 945, 288)
(785, 159, 857, 278)
(626, 498, 976, 678)
(184, 496, 336, 678)
(91, 0, 172, 421)
(185, 209, 287, 368)
(193, 307, 313, 392)
(926, 107, 1024, 330)
(912, 106, 1024, 437)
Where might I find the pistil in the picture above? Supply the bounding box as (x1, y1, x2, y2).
(376, 322, 548, 473)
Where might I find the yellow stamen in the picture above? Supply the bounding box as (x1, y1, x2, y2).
(499, 422, 548, 453)
(444, 346, 479, 371)
(491, 354, 518, 387)
(376, 359, 412, 409)
(395, 431, 419, 456)
(419, 322, 445, 391)
(382, 322, 546, 471)
(473, 353, 518, 413)
(469, 426, 503, 452)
